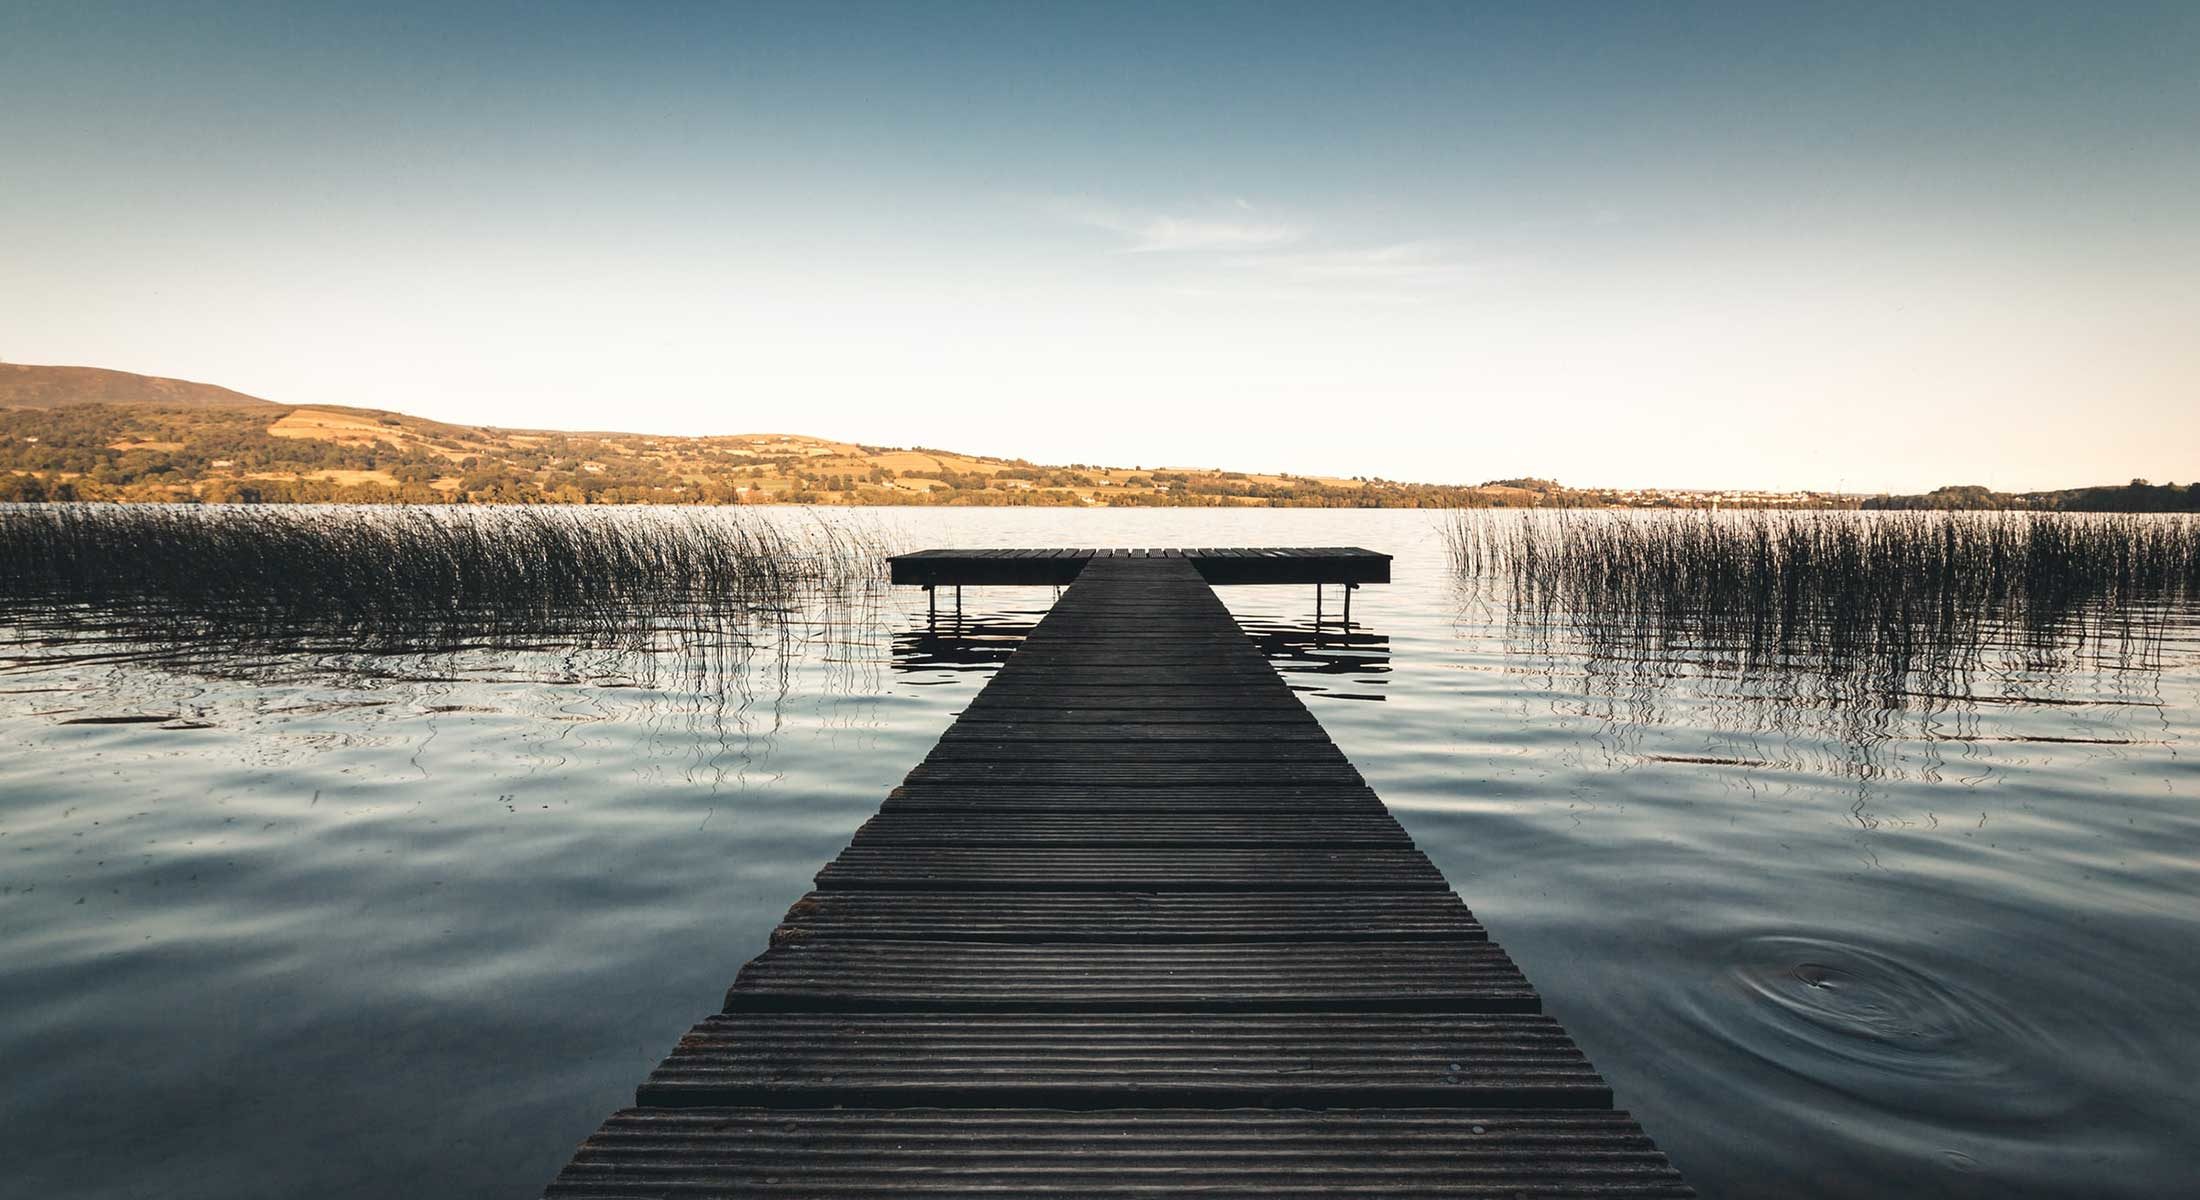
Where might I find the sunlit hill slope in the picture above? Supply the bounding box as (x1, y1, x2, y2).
(0, 364, 1530, 507)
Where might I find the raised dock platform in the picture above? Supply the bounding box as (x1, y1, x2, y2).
(890, 545, 1391, 586)
(546, 550, 1690, 1197)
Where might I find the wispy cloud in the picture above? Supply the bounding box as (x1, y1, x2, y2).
(1048, 198, 1469, 301)
(1054, 199, 1305, 253)
(1244, 241, 1466, 286)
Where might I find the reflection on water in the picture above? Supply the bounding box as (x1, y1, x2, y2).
(0, 534, 930, 1200)
(1424, 513, 2198, 1198)
(1455, 556, 2197, 888)
(1248, 619, 1390, 699)
(0, 612, 892, 795)
(892, 598, 1392, 701)
(2, 507, 2195, 1200)
(893, 606, 1045, 676)
(1480, 599, 2186, 792)
(1710, 933, 2050, 1102)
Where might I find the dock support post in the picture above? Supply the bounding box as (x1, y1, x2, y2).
(926, 584, 935, 623)
(1315, 583, 1324, 628)
(1344, 582, 1356, 626)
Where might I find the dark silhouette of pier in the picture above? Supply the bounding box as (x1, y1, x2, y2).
(546, 548, 1690, 1197)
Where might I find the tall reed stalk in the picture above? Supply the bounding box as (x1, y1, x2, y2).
(0, 504, 892, 655)
(1444, 509, 2200, 698)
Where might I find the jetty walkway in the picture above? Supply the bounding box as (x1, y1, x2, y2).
(546, 548, 1690, 1197)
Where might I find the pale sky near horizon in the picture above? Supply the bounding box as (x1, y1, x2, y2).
(3, 1, 2195, 492)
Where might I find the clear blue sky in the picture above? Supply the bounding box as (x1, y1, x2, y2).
(3, 1, 2194, 491)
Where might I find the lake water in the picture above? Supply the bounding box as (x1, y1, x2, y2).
(3, 507, 2195, 1198)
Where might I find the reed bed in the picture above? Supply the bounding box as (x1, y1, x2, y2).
(1445, 509, 2200, 700)
(0, 504, 893, 656)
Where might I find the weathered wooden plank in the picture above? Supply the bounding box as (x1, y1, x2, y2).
(1024, 623, 1250, 636)
(638, 1012, 1607, 1108)
(964, 680, 1304, 693)
(949, 707, 1322, 725)
(849, 810, 1410, 848)
(1006, 644, 1262, 654)
(1009, 636, 1258, 647)
(986, 669, 1287, 687)
(1007, 648, 1263, 659)
(891, 547, 1391, 587)
(725, 940, 1537, 1012)
(995, 658, 1276, 672)
(1043, 595, 1230, 605)
(1048, 595, 1223, 602)
(1026, 619, 1244, 628)
(814, 846, 1446, 891)
(1042, 594, 1223, 603)
(1012, 633, 1260, 645)
(935, 721, 1334, 742)
(882, 784, 1388, 812)
(995, 652, 1274, 667)
(925, 740, 1349, 763)
(963, 689, 1307, 704)
(902, 762, 1364, 786)
(982, 677, 1291, 692)
(771, 890, 1487, 943)
(550, 550, 1690, 1198)
(548, 1108, 1693, 1198)
(978, 666, 1291, 679)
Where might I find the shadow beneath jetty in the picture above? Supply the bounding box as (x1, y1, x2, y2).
(892, 601, 1393, 700)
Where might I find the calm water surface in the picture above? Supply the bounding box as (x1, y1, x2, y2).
(3, 508, 2195, 1198)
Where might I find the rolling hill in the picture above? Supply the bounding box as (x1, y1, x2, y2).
(0, 363, 1518, 507)
(0, 364, 279, 411)
(23, 363, 2170, 511)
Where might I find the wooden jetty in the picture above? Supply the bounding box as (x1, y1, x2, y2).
(889, 546, 1393, 587)
(546, 549, 1691, 1197)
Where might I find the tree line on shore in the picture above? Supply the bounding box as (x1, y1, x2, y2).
(4, 401, 2193, 511)
(1862, 481, 2200, 512)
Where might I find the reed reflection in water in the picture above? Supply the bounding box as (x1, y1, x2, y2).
(0, 505, 940, 1200)
(1445, 509, 2196, 778)
(4, 504, 2196, 1199)
(1412, 508, 2199, 1197)
(0, 503, 907, 761)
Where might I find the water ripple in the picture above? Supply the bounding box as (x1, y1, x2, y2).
(1696, 933, 2064, 1123)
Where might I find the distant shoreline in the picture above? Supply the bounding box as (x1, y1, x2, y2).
(3, 365, 2191, 512)
(6, 490, 2197, 513)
